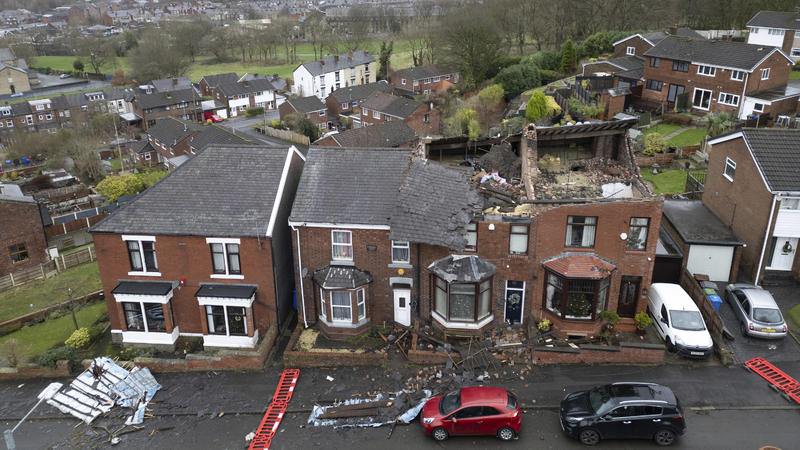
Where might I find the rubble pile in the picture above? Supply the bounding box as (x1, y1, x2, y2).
(477, 143, 522, 180)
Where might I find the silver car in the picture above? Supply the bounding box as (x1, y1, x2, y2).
(724, 284, 787, 339)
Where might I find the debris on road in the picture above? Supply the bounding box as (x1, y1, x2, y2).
(309, 390, 431, 429)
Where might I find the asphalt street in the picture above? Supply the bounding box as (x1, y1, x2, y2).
(2, 359, 799, 449)
(218, 114, 291, 148)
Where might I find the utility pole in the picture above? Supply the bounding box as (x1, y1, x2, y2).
(68, 287, 78, 331)
(112, 115, 123, 174)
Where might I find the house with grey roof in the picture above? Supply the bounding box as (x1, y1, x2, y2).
(214, 76, 277, 118)
(390, 64, 460, 95)
(359, 91, 440, 135)
(325, 80, 391, 116)
(746, 11, 800, 61)
(313, 120, 416, 148)
(143, 117, 251, 170)
(704, 128, 800, 283)
(641, 36, 795, 117)
(132, 88, 202, 129)
(152, 76, 192, 93)
(279, 95, 328, 129)
(292, 50, 376, 99)
(90, 144, 306, 349)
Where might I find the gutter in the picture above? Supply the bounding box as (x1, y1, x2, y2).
(291, 224, 308, 328)
(755, 193, 778, 285)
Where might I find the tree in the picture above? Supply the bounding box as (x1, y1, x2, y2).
(344, 4, 371, 52)
(494, 63, 540, 99)
(128, 30, 191, 82)
(167, 18, 207, 62)
(477, 84, 505, 130)
(76, 36, 114, 74)
(303, 10, 328, 60)
(643, 133, 667, 156)
(707, 112, 734, 137)
(439, 6, 503, 89)
(96, 173, 147, 202)
(378, 40, 393, 80)
(110, 69, 126, 86)
(446, 108, 480, 139)
(560, 39, 577, 74)
(284, 113, 320, 141)
(526, 91, 549, 122)
(72, 59, 84, 73)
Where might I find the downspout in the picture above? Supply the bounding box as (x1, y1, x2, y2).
(738, 71, 749, 120)
(755, 193, 778, 285)
(291, 224, 308, 328)
(415, 243, 421, 320)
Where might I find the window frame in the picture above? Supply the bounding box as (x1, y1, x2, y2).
(645, 79, 663, 91)
(691, 87, 713, 110)
(626, 46, 635, 56)
(718, 92, 740, 107)
(730, 70, 745, 81)
(565, 216, 597, 248)
(649, 57, 659, 68)
(724, 157, 736, 182)
(208, 238, 242, 278)
(626, 217, 650, 251)
(331, 230, 353, 261)
(357, 288, 366, 320)
(123, 236, 159, 275)
(205, 304, 248, 336)
(753, 103, 764, 112)
(391, 240, 410, 263)
(123, 301, 166, 333)
(329, 290, 352, 322)
(373, 110, 380, 119)
(544, 270, 610, 321)
(431, 274, 493, 323)
(672, 60, 689, 72)
(509, 224, 529, 255)
(464, 222, 477, 251)
(761, 68, 770, 80)
(697, 65, 716, 77)
(9, 243, 29, 264)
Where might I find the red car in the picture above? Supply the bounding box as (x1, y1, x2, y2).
(420, 386, 521, 441)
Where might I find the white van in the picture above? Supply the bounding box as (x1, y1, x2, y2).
(647, 283, 713, 358)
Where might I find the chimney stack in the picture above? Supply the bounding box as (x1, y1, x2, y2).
(520, 124, 539, 199)
(349, 51, 353, 58)
(668, 24, 677, 35)
(334, 55, 339, 63)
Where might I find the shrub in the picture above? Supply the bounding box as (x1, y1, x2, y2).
(245, 107, 264, 117)
(644, 133, 667, 155)
(539, 70, 561, 85)
(526, 91, 548, 122)
(524, 50, 562, 72)
(545, 96, 562, 116)
(635, 312, 653, 329)
(599, 310, 620, 326)
(65, 327, 91, 349)
(560, 39, 577, 74)
(663, 113, 692, 126)
(269, 119, 281, 128)
(494, 62, 540, 99)
(536, 319, 551, 333)
(38, 346, 77, 369)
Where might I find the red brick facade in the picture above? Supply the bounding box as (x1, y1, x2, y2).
(613, 36, 653, 58)
(278, 102, 327, 128)
(0, 198, 48, 276)
(360, 103, 439, 135)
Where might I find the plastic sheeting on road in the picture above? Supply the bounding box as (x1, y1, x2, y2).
(308, 390, 431, 429)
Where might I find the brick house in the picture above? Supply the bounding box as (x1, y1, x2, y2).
(704, 128, 800, 283)
(289, 119, 662, 341)
(279, 96, 327, 129)
(292, 51, 376, 99)
(132, 88, 202, 129)
(199, 73, 239, 98)
(0, 184, 49, 277)
(325, 80, 391, 117)
(390, 64, 459, 95)
(132, 140, 161, 168)
(359, 92, 439, 135)
(641, 36, 796, 118)
(746, 11, 800, 61)
(90, 144, 306, 349)
(313, 121, 416, 148)
(213, 77, 278, 118)
(143, 117, 251, 169)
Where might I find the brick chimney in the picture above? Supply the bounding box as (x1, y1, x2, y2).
(520, 124, 538, 200)
(348, 51, 353, 58)
(668, 24, 677, 35)
(172, 77, 177, 86)
(334, 55, 339, 63)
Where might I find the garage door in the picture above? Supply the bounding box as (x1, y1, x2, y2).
(687, 245, 734, 282)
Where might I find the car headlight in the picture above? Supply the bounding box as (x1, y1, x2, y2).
(566, 416, 582, 423)
(422, 417, 434, 424)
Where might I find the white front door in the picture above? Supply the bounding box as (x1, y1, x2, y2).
(768, 237, 798, 271)
(393, 288, 411, 326)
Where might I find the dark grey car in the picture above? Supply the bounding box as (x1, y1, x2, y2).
(724, 284, 787, 339)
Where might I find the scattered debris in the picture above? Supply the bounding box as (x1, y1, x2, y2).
(326, 376, 335, 382)
(309, 390, 431, 429)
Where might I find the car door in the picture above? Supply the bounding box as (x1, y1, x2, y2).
(729, 290, 747, 323)
(624, 405, 663, 439)
(653, 304, 670, 340)
(450, 406, 484, 436)
(479, 406, 505, 435)
(597, 405, 630, 439)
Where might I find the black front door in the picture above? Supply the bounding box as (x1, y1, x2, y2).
(505, 281, 524, 324)
(617, 276, 640, 318)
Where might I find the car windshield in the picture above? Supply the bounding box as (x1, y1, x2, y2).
(753, 308, 783, 324)
(439, 390, 461, 415)
(669, 310, 705, 331)
(588, 387, 615, 416)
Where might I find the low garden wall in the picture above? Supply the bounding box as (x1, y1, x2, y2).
(532, 341, 665, 365)
(636, 153, 676, 167)
(282, 324, 387, 368)
(0, 360, 71, 380)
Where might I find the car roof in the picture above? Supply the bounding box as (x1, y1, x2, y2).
(651, 283, 699, 311)
(737, 287, 779, 309)
(459, 386, 508, 407)
(606, 383, 677, 405)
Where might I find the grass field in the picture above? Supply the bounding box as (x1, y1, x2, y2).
(643, 123, 680, 137)
(0, 301, 107, 359)
(668, 128, 707, 147)
(0, 262, 102, 323)
(791, 70, 800, 80)
(640, 169, 688, 194)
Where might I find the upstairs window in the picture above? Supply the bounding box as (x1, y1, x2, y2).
(124, 237, 158, 274)
(332, 230, 353, 261)
(730, 70, 745, 81)
(626, 46, 635, 55)
(565, 216, 597, 248)
(509, 224, 528, 255)
(649, 57, 659, 68)
(697, 65, 716, 76)
(768, 28, 783, 36)
(208, 239, 241, 276)
(464, 223, 477, 251)
(9, 243, 28, 263)
(672, 61, 689, 72)
(626, 218, 650, 251)
(718, 92, 739, 106)
(761, 68, 770, 80)
(724, 157, 736, 181)
(391, 240, 410, 263)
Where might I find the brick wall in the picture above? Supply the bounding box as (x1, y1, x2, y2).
(405, 104, 440, 135)
(746, 53, 793, 94)
(92, 233, 277, 335)
(613, 36, 652, 58)
(533, 341, 664, 364)
(0, 199, 48, 276)
(702, 137, 773, 281)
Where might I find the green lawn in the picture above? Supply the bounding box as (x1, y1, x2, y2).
(788, 303, 800, 328)
(790, 70, 800, 80)
(643, 123, 681, 137)
(33, 55, 131, 73)
(640, 169, 688, 194)
(0, 262, 101, 323)
(668, 128, 707, 147)
(0, 301, 108, 358)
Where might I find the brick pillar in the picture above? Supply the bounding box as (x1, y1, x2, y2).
(163, 302, 174, 333)
(520, 124, 538, 200)
(199, 305, 209, 335)
(246, 306, 255, 337)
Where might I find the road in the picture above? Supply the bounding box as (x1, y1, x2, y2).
(2, 359, 799, 449)
(218, 114, 292, 147)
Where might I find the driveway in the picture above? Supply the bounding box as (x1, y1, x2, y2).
(716, 282, 800, 364)
(218, 115, 289, 147)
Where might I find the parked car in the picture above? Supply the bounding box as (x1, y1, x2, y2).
(59, 74, 71, 79)
(560, 382, 686, 446)
(209, 115, 224, 123)
(647, 283, 713, 358)
(724, 284, 787, 339)
(420, 386, 521, 442)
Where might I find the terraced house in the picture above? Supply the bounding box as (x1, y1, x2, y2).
(292, 51, 376, 100)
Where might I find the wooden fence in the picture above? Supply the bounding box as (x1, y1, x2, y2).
(0, 246, 95, 292)
(679, 269, 734, 364)
(685, 170, 706, 199)
(636, 153, 675, 167)
(255, 126, 310, 146)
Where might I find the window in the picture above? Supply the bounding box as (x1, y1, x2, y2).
(35, 104, 44, 111)
(5, 119, 11, 127)
(330, 291, 351, 321)
(432, 276, 492, 322)
(424, 78, 431, 84)
(672, 61, 689, 72)
(123, 302, 144, 331)
(318, 110, 325, 116)
(445, 74, 451, 80)
(731, 70, 745, 81)
(351, 101, 358, 107)
(697, 65, 716, 76)
(123, 302, 165, 332)
(433, 76, 441, 82)
(319, 288, 327, 320)
(391, 240, 410, 263)
(373, 110, 380, 119)
(667, 84, 684, 102)
(752, 27, 760, 34)
(38, 115, 43, 120)
(792, 48, 800, 57)
(780, 198, 800, 210)
(768, 28, 783, 36)
(125, 238, 158, 273)
(718, 92, 739, 106)
(724, 157, 736, 181)
(761, 68, 770, 80)
(45, 114, 52, 120)
(357, 288, 365, 320)
(753, 103, 764, 112)
(626, 218, 650, 251)
(209, 241, 241, 275)
(413, 80, 419, 86)
(626, 46, 635, 55)
(206, 305, 247, 336)
(9, 243, 28, 263)
(646, 79, 663, 91)
(362, 108, 368, 116)
(649, 57, 659, 68)
(424, 113, 430, 123)
(544, 272, 610, 320)
(464, 223, 477, 251)
(341, 103, 348, 110)
(565, 216, 597, 248)
(332, 230, 353, 260)
(692, 88, 712, 110)
(509, 224, 528, 254)
(144, 153, 151, 161)
(401, 78, 406, 85)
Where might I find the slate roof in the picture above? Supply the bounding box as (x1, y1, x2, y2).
(0, 183, 35, 203)
(393, 64, 456, 81)
(146, 117, 202, 145)
(662, 200, 743, 246)
(299, 50, 374, 76)
(361, 92, 421, 118)
(428, 255, 496, 283)
(102, 87, 133, 101)
(746, 80, 800, 101)
(131, 139, 155, 154)
(312, 266, 373, 289)
(188, 125, 251, 152)
(218, 77, 274, 97)
(0, 47, 13, 61)
(286, 95, 325, 113)
(201, 72, 239, 88)
(586, 55, 644, 79)
(328, 80, 391, 103)
(322, 121, 416, 148)
(747, 11, 800, 30)
(112, 281, 174, 296)
(151, 76, 192, 92)
(644, 36, 790, 70)
(135, 88, 198, 110)
(195, 284, 257, 299)
(741, 128, 800, 192)
(543, 253, 617, 279)
(91, 145, 295, 237)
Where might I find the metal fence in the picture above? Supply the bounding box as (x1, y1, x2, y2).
(0, 246, 95, 292)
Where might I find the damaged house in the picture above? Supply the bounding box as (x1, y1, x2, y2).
(290, 118, 662, 340)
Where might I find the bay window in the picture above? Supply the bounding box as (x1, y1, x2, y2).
(544, 271, 610, 320)
(432, 276, 492, 322)
(205, 305, 247, 336)
(331, 291, 352, 321)
(318, 288, 367, 323)
(122, 302, 165, 332)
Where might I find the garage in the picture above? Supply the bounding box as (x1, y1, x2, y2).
(661, 200, 744, 282)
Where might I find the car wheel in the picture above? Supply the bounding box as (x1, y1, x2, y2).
(740, 322, 749, 337)
(432, 427, 448, 441)
(665, 337, 675, 352)
(578, 428, 601, 446)
(653, 428, 676, 446)
(497, 426, 515, 441)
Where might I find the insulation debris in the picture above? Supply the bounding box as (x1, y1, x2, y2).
(309, 390, 431, 429)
